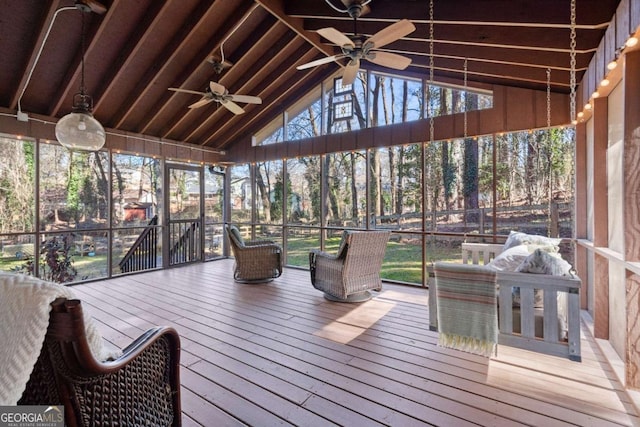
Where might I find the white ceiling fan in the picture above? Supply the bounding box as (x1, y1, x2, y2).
(169, 81, 262, 115)
(297, 0, 416, 85)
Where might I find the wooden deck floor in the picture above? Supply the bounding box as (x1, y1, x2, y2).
(71, 259, 639, 426)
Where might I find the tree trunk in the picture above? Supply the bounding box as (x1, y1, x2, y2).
(463, 93, 479, 223)
(256, 164, 271, 223)
(350, 152, 358, 221)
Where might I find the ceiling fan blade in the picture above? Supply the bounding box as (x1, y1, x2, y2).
(209, 81, 226, 96)
(221, 100, 245, 115)
(188, 97, 213, 109)
(342, 59, 360, 86)
(297, 54, 345, 70)
(75, 0, 107, 14)
(228, 94, 262, 105)
(366, 19, 416, 49)
(317, 27, 354, 48)
(367, 51, 412, 70)
(168, 88, 205, 96)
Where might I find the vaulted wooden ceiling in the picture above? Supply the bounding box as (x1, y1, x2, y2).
(0, 0, 621, 152)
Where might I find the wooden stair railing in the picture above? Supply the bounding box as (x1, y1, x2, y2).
(169, 221, 199, 264)
(119, 215, 159, 273)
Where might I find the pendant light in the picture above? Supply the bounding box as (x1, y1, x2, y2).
(55, 4, 105, 151)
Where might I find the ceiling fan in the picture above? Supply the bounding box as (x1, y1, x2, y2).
(297, 0, 416, 85)
(169, 81, 262, 115)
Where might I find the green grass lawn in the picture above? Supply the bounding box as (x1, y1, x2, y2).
(1, 252, 111, 282)
(286, 235, 462, 285)
(2, 234, 464, 286)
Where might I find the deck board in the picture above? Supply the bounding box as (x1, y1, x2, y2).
(70, 259, 639, 426)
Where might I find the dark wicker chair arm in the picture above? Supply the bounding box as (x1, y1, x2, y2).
(120, 326, 164, 355)
(108, 326, 180, 372)
(20, 298, 182, 427)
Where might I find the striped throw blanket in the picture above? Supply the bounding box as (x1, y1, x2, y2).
(434, 262, 498, 357)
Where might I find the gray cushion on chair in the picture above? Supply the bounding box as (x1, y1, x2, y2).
(229, 226, 244, 247)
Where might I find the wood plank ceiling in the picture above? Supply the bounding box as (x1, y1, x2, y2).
(0, 0, 621, 152)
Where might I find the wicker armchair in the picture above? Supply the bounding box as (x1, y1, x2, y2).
(309, 230, 390, 302)
(19, 298, 181, 427)
(226, 224, 283, 282)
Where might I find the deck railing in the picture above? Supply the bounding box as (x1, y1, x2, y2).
(119, 215, 158, 273)
(169, 220, 200, 265)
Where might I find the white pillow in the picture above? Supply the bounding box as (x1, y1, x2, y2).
(513, 249, 573, 308)
(503, 231, 562, 251)
(486, 245, 531, 271)
(516, 249, 572, 276)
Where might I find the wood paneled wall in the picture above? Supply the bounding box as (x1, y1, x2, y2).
(0, 108, 224, 164)
(227, 84, 570, 163)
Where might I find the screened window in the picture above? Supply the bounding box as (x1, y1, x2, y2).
(324, 151, 367, 228)
(369, 144, 422, 231)
(256, 160, 284, 224)
(286, 157, 320, 226)
(324, 74, 367, 134)
(286, 87, 322, 141)
(230, 164, 252, 224)
(369, 72, 422, 126)
(112, 153, 160, 227)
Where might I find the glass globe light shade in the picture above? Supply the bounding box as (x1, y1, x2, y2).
(55, 111, 106, 151)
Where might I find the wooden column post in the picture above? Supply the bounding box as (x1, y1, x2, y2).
(592, 96, 609, 339)
(573, 120, 587, 309)
(624, 50, 640, 389)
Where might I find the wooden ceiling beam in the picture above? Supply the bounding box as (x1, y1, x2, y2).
(200, 38, 310, 146)
(302, 19, 605, 52)
(256, 0, 337, 60)
(48, 0, 123, 118)
(161, 11, 282, 141)
(9, 1, 65, 111)
(179, 21, 295, 143)
(92, 1, 202, 120)
(286, 0, 619, 26)
(135, 1, 258, 135)
(115, 1, 253, 132)
(210, 50, 333, 149)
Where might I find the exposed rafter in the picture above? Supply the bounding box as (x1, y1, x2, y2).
(0, 0, 624, 152)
